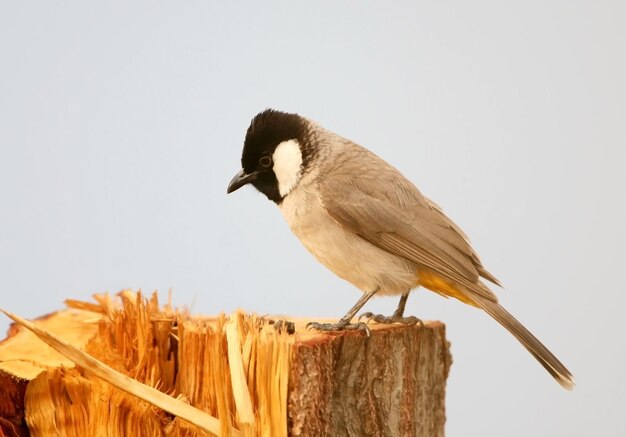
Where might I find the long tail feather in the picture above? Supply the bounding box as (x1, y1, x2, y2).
(471, 293, 574, 390)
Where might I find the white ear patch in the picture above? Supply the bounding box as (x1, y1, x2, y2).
(272, 139, 303, 196)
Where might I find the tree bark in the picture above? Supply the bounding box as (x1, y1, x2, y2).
(288, 323, 450, 437)
(0, 293, 451, 437)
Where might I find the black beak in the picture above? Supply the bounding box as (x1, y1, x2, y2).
(227, 169, 261, 194)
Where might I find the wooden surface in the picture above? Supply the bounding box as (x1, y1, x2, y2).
(0, 309, 102, 437)
(288, 322, 450, 437)
(0, 294, 451, 437)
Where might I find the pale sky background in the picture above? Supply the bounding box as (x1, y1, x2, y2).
(1, 2, 625, 436)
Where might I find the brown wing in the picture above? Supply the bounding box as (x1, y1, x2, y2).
(319, 141, 500, 302)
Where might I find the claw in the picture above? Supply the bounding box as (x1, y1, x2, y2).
(358, 312, 374, 323)
(305, 321, 318, 331)
(351, 322, 371, 337)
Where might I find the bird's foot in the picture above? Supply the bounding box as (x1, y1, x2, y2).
(359, 311, 423, 327)
(306, 320, 371, 336)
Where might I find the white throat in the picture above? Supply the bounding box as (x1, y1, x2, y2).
(272, 139, 303, 196)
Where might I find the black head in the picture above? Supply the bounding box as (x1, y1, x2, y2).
(227, 109, 308, 203)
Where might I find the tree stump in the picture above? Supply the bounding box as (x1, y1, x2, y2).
(0, 292, 451, 437)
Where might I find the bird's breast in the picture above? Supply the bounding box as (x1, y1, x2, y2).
(278, 185, 419, 295)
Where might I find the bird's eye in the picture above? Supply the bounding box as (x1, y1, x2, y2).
(259, 156, 272, 168)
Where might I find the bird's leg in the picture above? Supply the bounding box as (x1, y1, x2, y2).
(359, 292, 422, 326)
(307, 288, 379, 335)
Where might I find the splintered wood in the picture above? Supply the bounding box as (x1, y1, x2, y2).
(0, 291, 451, 437)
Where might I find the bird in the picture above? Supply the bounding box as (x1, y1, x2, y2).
(227, 108, 574, 390)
